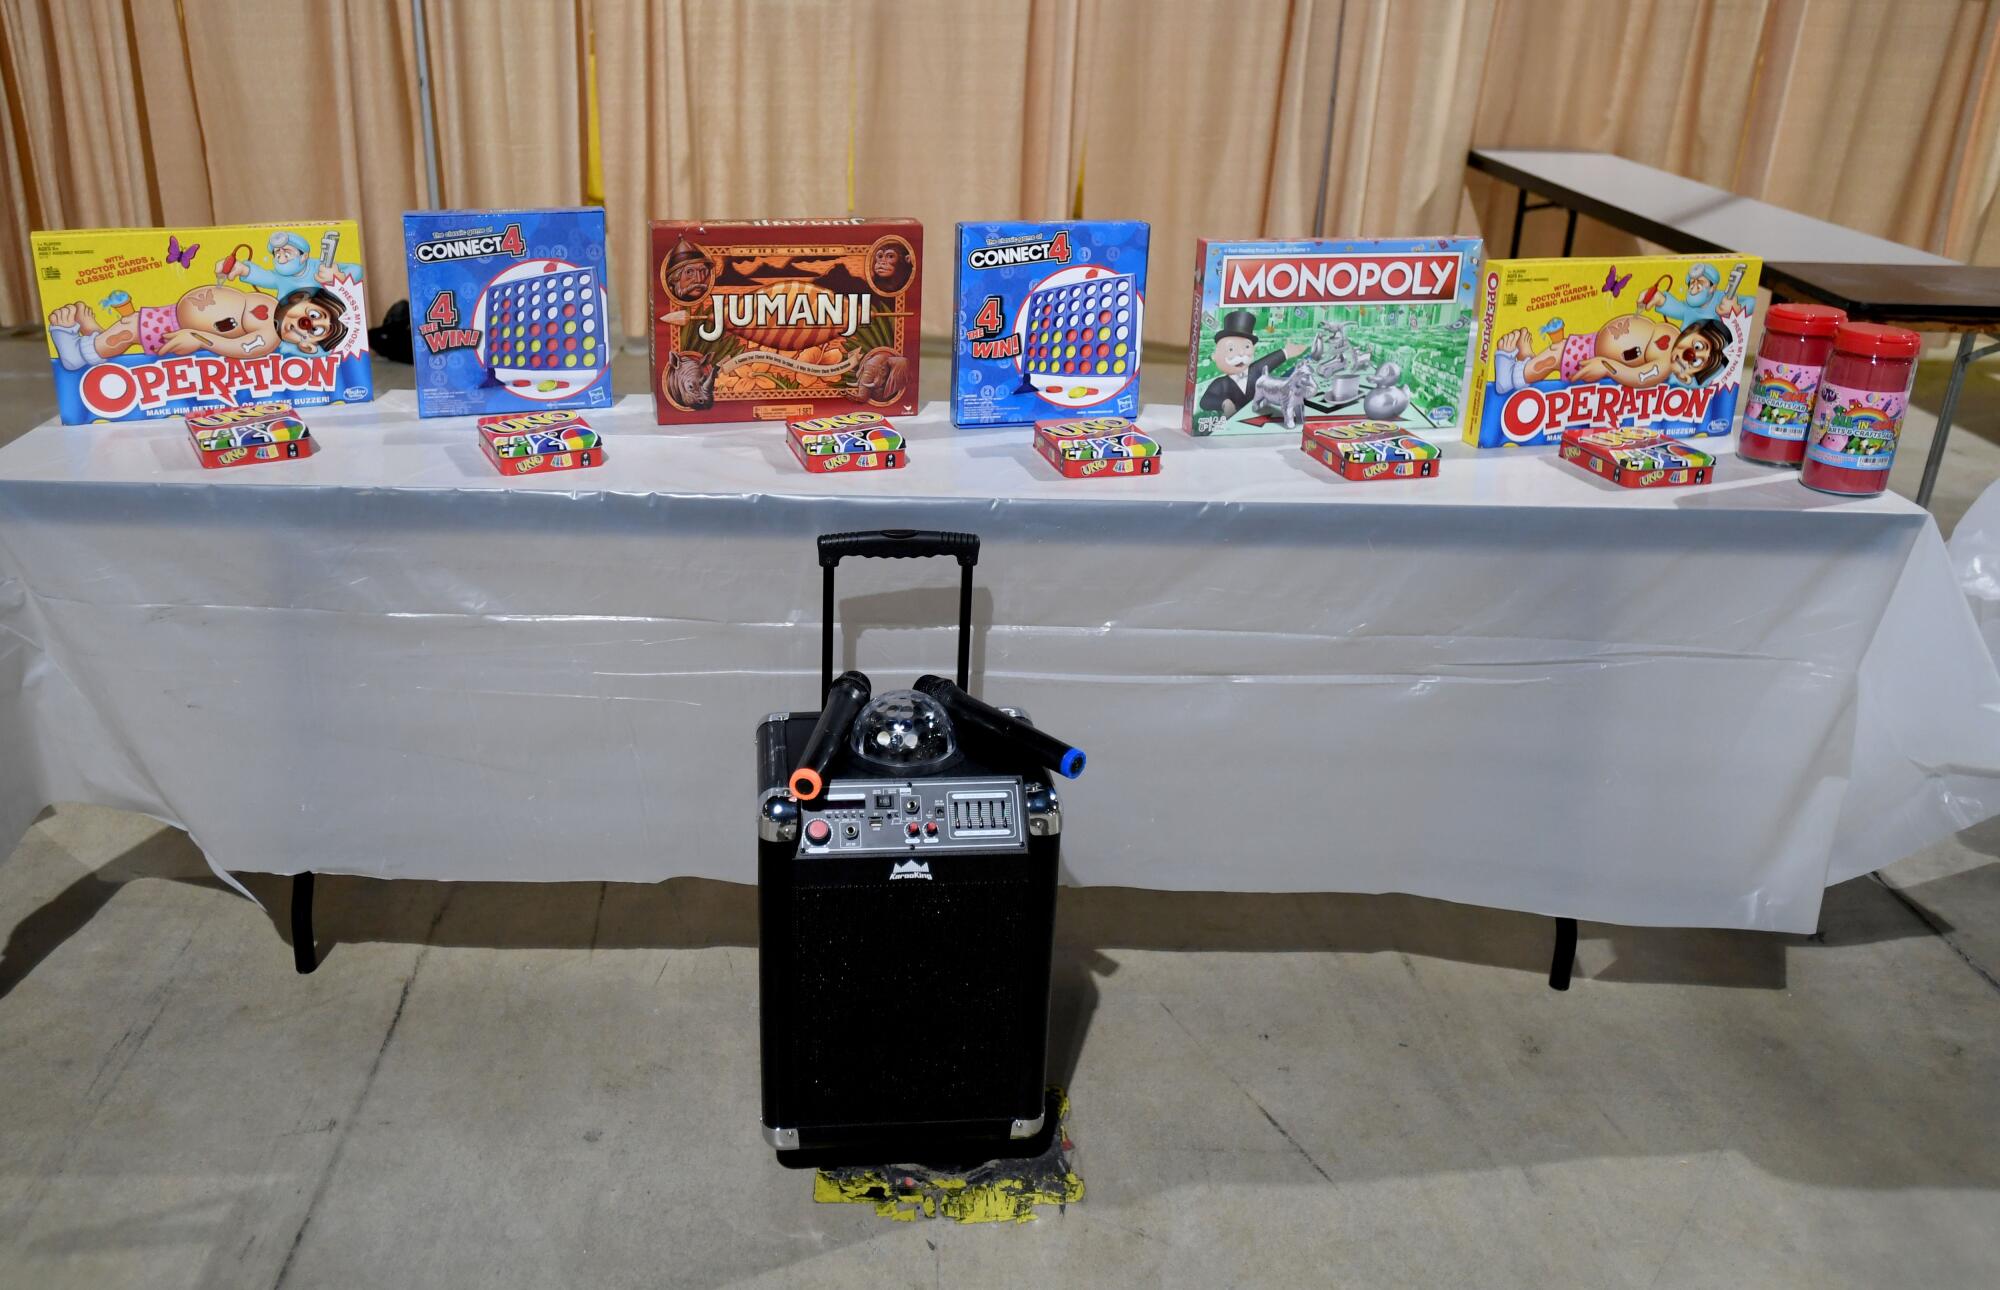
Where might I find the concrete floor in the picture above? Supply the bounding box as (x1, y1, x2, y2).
(2, 332, 1999, 1286)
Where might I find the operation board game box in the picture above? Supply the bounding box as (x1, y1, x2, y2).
(477, 410, 604, 476)
(32, 222, 372, 425)
(650, 218, 921, 425)
(1301, 419, 1441, 481)
(404, 208, 613, 418)
(1185, 236, 1481, 438)
(184, 402, 316, 469)
(952, 221, 1148, 426)
(1559, 425, 1715, 488)
(1032, 416, 1161, 478)
(786, 412, 906, 473)
(1466, 255, 1761, 448)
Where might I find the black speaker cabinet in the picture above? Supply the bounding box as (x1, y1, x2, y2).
(756, 713, 1061, 1160)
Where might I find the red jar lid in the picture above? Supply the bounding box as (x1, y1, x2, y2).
(1833, 322, 1922, 359)
(1766, 303, 1846, 338)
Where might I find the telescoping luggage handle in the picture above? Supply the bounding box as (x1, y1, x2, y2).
(817, 529, 979, 702)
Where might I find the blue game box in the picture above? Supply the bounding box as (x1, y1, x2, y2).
(403, 208, 613, 418)
(951, 220, 1149, 426)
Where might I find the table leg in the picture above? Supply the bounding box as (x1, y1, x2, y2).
(1917, 331, 2000, 511)
(291, 871, 318, 974)
(1549, 916, 1577, 991)
(1562, 208, 1578, 256)
(1509, 187, 1527, 258)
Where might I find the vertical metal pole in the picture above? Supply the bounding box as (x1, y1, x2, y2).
(411, 0, 444, 208)
(1549, 916, 1577, 991)
(1917, 332, 1976, 510)
(956, 565, 973, 693)
(1311, 0, 1348, 235)
(1562, 208, 1578, 256)
(292, 872, 319, 974)
(821, 565, 836, 703)
(1509, 188, 1527, 258)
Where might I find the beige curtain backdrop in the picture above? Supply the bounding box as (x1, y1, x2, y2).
(1, 0, 1997, 345)
(1470, 0, 2000, 264)
(0, 0, 425, 328)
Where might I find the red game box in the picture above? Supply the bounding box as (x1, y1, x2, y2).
(1301, 420, 1441, 481)
(650, 218, 921, 425)
(786, 412, 906, 473)
(1032, 416, 1162, 479)
(1559, 426, 1714, 488)
(478, 409, 604, 475)
(184, 402, 316, 469)
(477, 409, 601, 456)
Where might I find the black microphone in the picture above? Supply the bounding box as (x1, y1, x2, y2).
(790, 670, 871, 800)
(914, 675, 1085, 779)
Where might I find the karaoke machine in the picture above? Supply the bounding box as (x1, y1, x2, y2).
(756, 530, 1087, 1163)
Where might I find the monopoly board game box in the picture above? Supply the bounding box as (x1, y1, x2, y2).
(1465, 255, 1761, 448)
(1301, 420, 1441, 481)
(404, 208, 612, 418)
(477, 410, 604, 476)
(649, 219, 921, 425)
(786, 412, 906, 473)
(184, 402, 316, 469)
(1032, 416, 1162, 478)
(1185, 237, 1481, 438)
(32, 222, 372, 425)
(952, 221, 1148, 426)
(1559, 425, 1715, 488)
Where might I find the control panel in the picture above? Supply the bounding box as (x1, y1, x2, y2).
(797, 776, 1026, 856)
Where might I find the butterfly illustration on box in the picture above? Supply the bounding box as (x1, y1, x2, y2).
(1601, 265, 1631, 297)
(164, 235, 199, 270)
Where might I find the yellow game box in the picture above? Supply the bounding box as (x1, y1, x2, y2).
(31, 221, 372, 424)
(1465, 255, 1760, 447)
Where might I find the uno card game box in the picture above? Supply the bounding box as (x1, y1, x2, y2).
(477, 410, 604, 476)
(1466, 255, 1762, 448)
(1559, 426, 1715, 488)
(31, 222, 372, 425)
(650, 218, 921, 425)
(185, 402, 316, 469)
(1185, 236, 1481, 438)
(1301, 420, 1441, 481)
(404, 208, 613, 418)
(1032, 416, 1162, 479)
(952, 221, 1149, 426)
(786, 412, 906, 473)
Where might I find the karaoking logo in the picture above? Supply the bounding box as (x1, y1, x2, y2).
(889, 858, 933, 881)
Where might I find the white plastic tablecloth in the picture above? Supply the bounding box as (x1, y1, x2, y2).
(3, 392, 1998, 933)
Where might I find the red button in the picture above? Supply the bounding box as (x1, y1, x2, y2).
(906, 822, 920, 837)
(805, 819, 830, 845)
(924, 821, 938, 836)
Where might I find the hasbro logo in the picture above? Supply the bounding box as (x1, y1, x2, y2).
(1428, 404, 1456, 426)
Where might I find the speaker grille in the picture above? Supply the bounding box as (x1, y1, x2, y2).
(788, 873, 1042, 1127)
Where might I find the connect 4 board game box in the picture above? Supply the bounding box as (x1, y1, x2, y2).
(649, 218, 921, 425)
(1185, 237, 1481, 438)
(1464, 255, 1761, 447)
(403, 209, 612, 418)
(31, 222, 372, 425)
(951, 221, 1148, 426)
